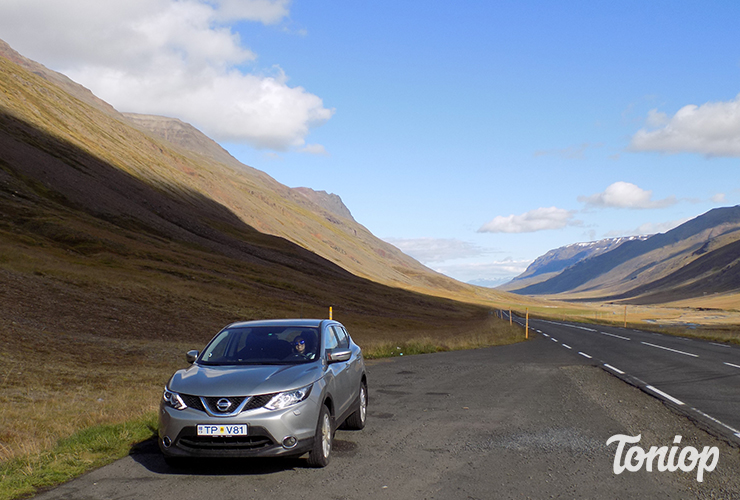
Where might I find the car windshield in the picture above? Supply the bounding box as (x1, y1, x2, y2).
(199, 326, 320, 365)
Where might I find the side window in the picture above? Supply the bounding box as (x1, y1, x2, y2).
(324, 327, 339, 351)
(332, 326, 349, 348)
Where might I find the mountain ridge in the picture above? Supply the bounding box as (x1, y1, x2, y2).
(0, 38, 517, 309)
(498, 235, 650, 292)
(507, 206, 740, 303)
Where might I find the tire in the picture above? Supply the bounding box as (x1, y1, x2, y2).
(307, 405, 333, 467)
(343, 383, 367, 430)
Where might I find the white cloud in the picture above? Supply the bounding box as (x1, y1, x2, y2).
(383, 237, 489, 264)
(433, 258, 533, 284)
(711, 193, 726, 203)
(0, 0, 331, 152)
(383, 237, 527, 284)
(645, 109, 669, 128)
(604, 217, 690, 238)
(630, 95, 740, 157)
(478, 207, 579, 233)
(578, 182, 676, 209)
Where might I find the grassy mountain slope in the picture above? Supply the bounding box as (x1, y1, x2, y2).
(594, 233, 740, 304)
(510, 206, 740, 303)
(0, 43, 504, 330)
(0, 38, 503, 305)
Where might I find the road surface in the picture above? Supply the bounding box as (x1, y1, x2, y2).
(34, 335, 740, 499)
(515, 314, 740, 445)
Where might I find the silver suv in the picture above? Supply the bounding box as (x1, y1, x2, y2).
(159, 319, 367, 467)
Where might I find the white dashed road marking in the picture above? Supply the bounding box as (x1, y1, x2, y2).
(641, 342, 698, 358)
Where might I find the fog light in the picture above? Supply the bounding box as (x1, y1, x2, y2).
(282, 436, 298, 449)
(162, 436, 172, 448)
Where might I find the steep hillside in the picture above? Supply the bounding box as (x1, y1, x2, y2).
(509, 206, 740, 303)
(0, 39, 512, 305)
(0, 45, 505, 330)
(602, 237, 740, 304)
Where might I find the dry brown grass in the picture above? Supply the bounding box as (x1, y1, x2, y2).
(0, 309, 522, 463)
(0, 318, 187, 462)
(0, 223, 524, 464)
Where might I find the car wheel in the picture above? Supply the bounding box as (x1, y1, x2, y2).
(307, 405, 333, 467)
(343, 382, 367, 430)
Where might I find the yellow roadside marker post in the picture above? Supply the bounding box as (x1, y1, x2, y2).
(623, 305, 627, 328)
(329, 306, 333, 320)
(525, 308, 529, 339)
(509, 308, 512, 326)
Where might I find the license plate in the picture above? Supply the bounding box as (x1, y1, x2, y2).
(197, 424, 248, 437)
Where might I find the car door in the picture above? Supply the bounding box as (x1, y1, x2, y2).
(324, 324, 354, 420)
(337, 325, 364, 388)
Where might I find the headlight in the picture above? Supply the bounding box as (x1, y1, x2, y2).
(162, 387, 188, 410)
(265, 384, 313, 410)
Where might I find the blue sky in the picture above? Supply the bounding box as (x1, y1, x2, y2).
(2, 1, 739, 285)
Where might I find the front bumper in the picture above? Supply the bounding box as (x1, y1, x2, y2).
(159, 396, 320, 458)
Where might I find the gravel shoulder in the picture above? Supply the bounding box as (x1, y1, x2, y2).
(34, 336, 740, 500)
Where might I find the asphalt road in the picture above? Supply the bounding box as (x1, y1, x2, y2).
(35, 336, 740, 500)
(515, 314, 740, 445)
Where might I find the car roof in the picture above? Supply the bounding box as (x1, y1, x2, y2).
(224, 319, 336, 329)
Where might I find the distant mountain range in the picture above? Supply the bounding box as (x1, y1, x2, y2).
(502, 207, 740, 303)
(498, 236, 650, 292)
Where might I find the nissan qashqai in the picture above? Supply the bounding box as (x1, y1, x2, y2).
(159, 319, 367, 467)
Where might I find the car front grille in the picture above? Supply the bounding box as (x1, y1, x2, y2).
(178, 435, 274, 451)
(181, 394, 205, 412)
(244, 393, 276, 410)
(180, 393, 277, 414)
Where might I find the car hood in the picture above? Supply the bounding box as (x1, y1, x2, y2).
(168, 362, 324, 397)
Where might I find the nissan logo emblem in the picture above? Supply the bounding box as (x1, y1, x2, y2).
(216, 398, 232, 412)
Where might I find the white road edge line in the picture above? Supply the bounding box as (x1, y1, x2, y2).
(551, 338, 558, 342)
(604, 364, 624, 375)
(645, 385, 684, 405)
(542, 333, 550, 337)
(725, 362, 740, 369)
(711, 342, 731, 348)
(562, 344, 572, 349)
(578, 352, 592, 359)
(641, 341, 699, 358)
(600, 331, 631, 341)
(691, 407, 740, 437)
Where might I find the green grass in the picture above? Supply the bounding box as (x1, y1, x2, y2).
(0, 320, 526, 500)
(361, 322, 526, 359)
(0, 413, 157, 500)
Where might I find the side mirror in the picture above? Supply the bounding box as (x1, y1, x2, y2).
(327, 349, 351, 363)
(186, 350, 199, 364)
